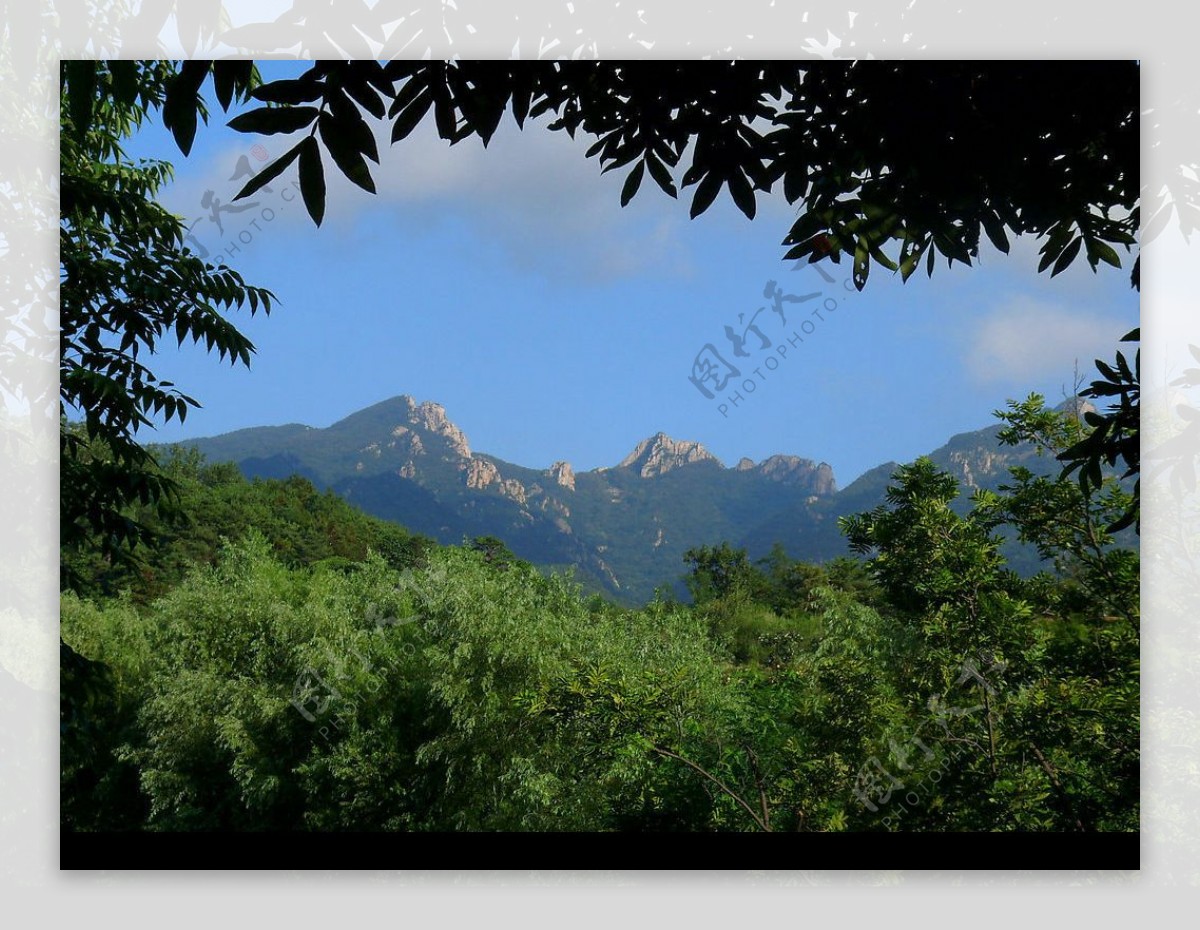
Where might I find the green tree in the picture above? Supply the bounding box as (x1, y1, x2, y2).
(682, 541, 762, 604)
(976, 394, 1139, 625)
(756, 541, 826, 614)
(840, 459, 1030, 786)
(837, 455, 1137, 830)
(59, 60, 272, 578)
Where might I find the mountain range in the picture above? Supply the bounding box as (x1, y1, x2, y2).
(180, 394, 1088, 604)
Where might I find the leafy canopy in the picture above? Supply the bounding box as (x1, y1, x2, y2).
(60, 61, 273, 572)
(139, 61, 1139, 291)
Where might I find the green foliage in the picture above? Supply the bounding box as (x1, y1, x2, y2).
(466, 534, 526, 571)
(841, 458, 1010, 624)
(184, 62, 1137, 294)
(60, 599, 157, 830)
(61, 439, 1138, 831)
(978, 394, 1139, 625)
(756, 542, 827, 613)
(60, 60, 272, 574)
(834, 451, 1137, 831)
(61, 446, 432, 603)
(64, 532, 754, 831)
(1056, 329, 1141, 532)
(682, 541, 763, 605)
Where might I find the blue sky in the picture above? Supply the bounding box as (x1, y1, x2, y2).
(133, 63, 1140, 487)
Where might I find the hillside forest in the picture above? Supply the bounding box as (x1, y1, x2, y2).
(61, 397, 1138, 832)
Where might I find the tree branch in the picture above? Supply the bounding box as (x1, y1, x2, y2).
(651, 744, 772, 832)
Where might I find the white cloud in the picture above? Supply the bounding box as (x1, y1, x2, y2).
(164, 114, 694, 285)
(965, 296, 1133, 385)
(368, 116, 694, 283)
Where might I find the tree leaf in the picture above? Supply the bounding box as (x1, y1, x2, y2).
(108, 60, 139, 109)
(228, 106, 320, 136)
(727, 170, 756, 220)
(1086, 238, 1122, 269)
(620, 161, 644, 207)
(1051, 236, 1083, 277)
(328, 91, 379, 163)
(250, 78, 325, 106)
(783, 166, 807, 204)
(64, 61, 97, 137)
(233, 141, 303, 201)
(690, 172, 722, 219)
(343, 77, 386, 119)
(644, 154, 677, 198)
(981, 211, 1010, 254)
(297, 136, 326, 226)
(853, 237, 870, 290)
(318, 114, 376, 193)
(390, 88, 433, 143)
(162, 60, 211, 156)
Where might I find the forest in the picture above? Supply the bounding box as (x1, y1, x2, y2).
(59, 61, 1138, 837)
(61, 396, 1138, 832)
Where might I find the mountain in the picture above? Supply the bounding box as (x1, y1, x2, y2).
(177, 395, 1112, 604)
(617, 433, 720, 477)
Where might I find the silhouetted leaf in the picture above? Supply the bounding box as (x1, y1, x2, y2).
(343, 77, 387, 119)
(1086, 237, 1122, 269)
(250, 79, 324, 106)
(620, 161, 644, 207)
(690, 172, 722, 219)
(233, 142, 303, 201)
(228, 106, 320, 136)
(981, 211, 1010, 254)
(328, 91, 379, 163)
(64, 61, 97, 137)
(783, 166, 807, 204)
(645, 155, 677, 198)
(318, 114, 376, 193)
(1051, 236, 1083, 277)
(162, 60, 211, 156)
(390, 88, 433, 143)
(297, 136, 326, 226)
(727, 170, 756, 220)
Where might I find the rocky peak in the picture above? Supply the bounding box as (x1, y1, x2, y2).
(463, 457, 501, 490)
(745, 454, 837, 495)
(1056, 397, 1098, 421)
(618, 432, 720, 478)
(462, 457, 527, 504)
(409, 400, 471, 458)
(736, 457, 756, 471)
(548, 460, 576, 491)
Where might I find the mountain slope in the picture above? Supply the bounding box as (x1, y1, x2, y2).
(180, 395, 1118, 604)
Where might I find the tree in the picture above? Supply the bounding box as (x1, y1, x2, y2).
(60, 61, 1142, 555)
(839, 458, 1021, 647)
(975, 394, 1139, 624)
(59, 60, 275, 579)
(682, 541, 761, 604)
(837, 449, 1138, 831)
(200, 62, 1139, 288)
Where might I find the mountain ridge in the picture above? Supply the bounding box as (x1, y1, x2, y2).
(175, 394, 1103, 604)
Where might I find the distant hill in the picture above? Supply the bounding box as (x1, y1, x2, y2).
(180, 395, 1125, 604)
